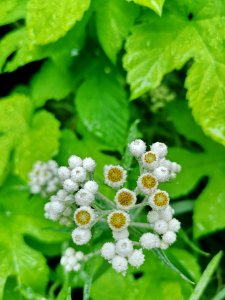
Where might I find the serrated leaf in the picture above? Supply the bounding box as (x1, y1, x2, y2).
(14, 110, 60, 180)
(124, 0, 225, 146)
(94, 0, 138, 63)
(127, 0, 165, 15)
(0, 0, 27, 26)
(163, 100, 225, 239)
(27, 0, 90, 45)
(0, 177, 65, 299)
(75, 60, 129, 151)
(30, 59, 73, 107)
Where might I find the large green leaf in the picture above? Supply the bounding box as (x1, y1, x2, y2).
(30, 59, 74, 107)
(91, 249, 197, 299)
(162, 100, 225, 239)
(75, 59, 129, 152)
(127, 0, 165, 15)
(0, 0, 27, 26)
(0, 177, 66, 299)
(94, 0, 138, 63)
(27, 0, 90, 45)
(0, 94, 60, 183)
(124, 0, 225, 146)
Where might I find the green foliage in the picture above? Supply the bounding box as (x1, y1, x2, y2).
(124, 0, 225, 146)
(127, 0, 164, 15)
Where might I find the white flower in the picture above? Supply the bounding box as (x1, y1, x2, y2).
(56, 189, 68, 200)
(160, 241, 169, 250)
(150, 142, 168, 158)
(104, 165, 127, 188)
(60, 247, 84, 272)
(65, 247, 75, 256)
(112, 229, 129, 241)
(128, 139, 146, 157)
(159, 206, 173, 222)
(83, 181, 98, 194)
(83, 157, 96, 172)
(114, 188, 136, 210)
(168, 218, 181, 232)
(71, 167, 87, 183)
(141, 151, 158, 170)
(107, 210, 130, 231)
(111, 255, 128, 273)
(128, 249, 145, 268)
(63, 179, 79, 193)
(154, 220, 168, 235)
(58, 166, 70, 181)
(137, 173, 158, 195)
(148, 190, 169, 210)
(153, 166, 170, 182)
(140, 233, 160, 249)
(74, 206, 95, 228)
(147, 210, 160, 224)
(101, 242, 116, 260)
(116, 239, 133, 257)
(162, 231, 177, 245)
(72, 228, 92, 245)
(75, 189, 95, 206)
(68, 155, 83, 168)
(170, 162, 181, 173)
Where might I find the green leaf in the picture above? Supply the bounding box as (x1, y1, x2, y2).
(163, 100, 225, 238)
(91, 250, 196, 299)
(0, 0, 27, 26)
(75, 60, 129, 151)
(190, 251, 223, 300)
(124, 0, 225, 146)
(94, 0, 138, 63)
(30, 59, 73, 107)
(27, 0, 90, 45)
(212, 287, 225, 300)
(0, 177, 65, 299)
(14, 110, 60, 180)
(127, 0, 165, 16)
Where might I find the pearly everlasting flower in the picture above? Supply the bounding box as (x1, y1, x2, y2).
(60, 247, 84, 272)
(111, 255, 128, 273)
(140, 233, 160, 249)
(149, 190, 170, 210)
(104, 165, 127, 188)
(72, 228, 92, 245)
(116, 239, 133, 257)
(137, 173, 158, 195)
(168, 218, 181, 232)
(112, 229, 129, 241)
(159, 206, 173, 222)
(153, 166, 170, 182)
(114, 188, 136, 210)
(74, 206, 95, 228)
(83, 157, 96, 172)
(107, 210, 130, 231)
(29, 160, 60, 196)
(147, 210, 160, 224)
(75, 189, 95, 206)
(68, 155, 83, 168)
(162, 231, 177, 245)
(150, 142, 168, 158)
(141, 151, 158, 170)
(128, 139, 146, 157)
(101, 242, 116, 260)
(58, 166, 70, 181)
(71, 167, 87, 183)
(160, 241, 169, 250)
(154, 220, 169, 235)
(83, 181, 98, 194)
(128, 249, 145, 268)
(63, 179, 79, 193)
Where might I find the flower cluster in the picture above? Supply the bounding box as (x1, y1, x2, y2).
(29, 140, 181, 275)
(28, 160, 60, 196)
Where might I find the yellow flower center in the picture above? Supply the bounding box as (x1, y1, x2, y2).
(141, 174, 157, 189)
(107, 167, 123, 182)
(117, 191, 134, 207)
(144, 151, 156, 164)
(154, 192, 168, 206)
(109, 212, 127, 229)
(75, 210, 91, 226)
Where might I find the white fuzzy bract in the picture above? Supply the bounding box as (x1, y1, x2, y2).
(83, 181, 99, 194)
(71, 167, 87, 183)
(153, 166, 170, 182)
(150, 142, 168, 158)
(60, 247, 84, 272)
(83, 157, 96, 172)
(128, 139, 146, 157)
(154, 220, 169, 235)
(162, 231, 177, 245)
(68, 155, 83, 168)
(111, 255, 128, 273)
(140, 233, 160, 249)
(128, 249, 145, 268)
(116, 239, 133, 257)
(74, 206, 95, 228)
(101, 242, 116, 260)
(112, 229, 129, 241)
(75, 189, 95, 206)
(72, 228, 92, 245)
